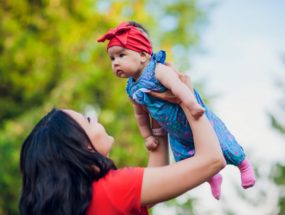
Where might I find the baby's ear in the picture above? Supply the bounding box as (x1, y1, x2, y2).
(140, 52, 150, 63)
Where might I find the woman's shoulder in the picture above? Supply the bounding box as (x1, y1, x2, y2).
(108, 167, 143, 175)
(87, 167, 147, 215)
(94, 167, 144, 187)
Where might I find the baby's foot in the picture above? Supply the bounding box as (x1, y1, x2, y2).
(208, 173, 223, 200)
(238, 159, 256, 189)
(189, 102, 205, 120)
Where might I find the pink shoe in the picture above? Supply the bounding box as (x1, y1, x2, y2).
(238, 159, 256, 189)
(208, 173, 223, 200)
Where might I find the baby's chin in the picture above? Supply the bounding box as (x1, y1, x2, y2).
(118, 75, 128, 79)
(118, 74, 129, 79)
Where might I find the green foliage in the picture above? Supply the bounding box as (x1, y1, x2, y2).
(271, 163, 285, 215)
(269, 60, 285, 215)
(0, 0, 205, 214)
(269, 114, 285, 134)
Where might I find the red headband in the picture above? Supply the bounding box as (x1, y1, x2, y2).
(97, 22, 152, 55)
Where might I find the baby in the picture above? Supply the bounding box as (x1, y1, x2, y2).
(98, 21, 255, 199)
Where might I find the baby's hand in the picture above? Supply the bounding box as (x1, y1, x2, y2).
(145, 136, 159, 151)
(184, 100, 205, 120)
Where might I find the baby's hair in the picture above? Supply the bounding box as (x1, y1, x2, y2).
(127, 21, 149, 37)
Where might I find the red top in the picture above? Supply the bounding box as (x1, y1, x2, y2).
(86, 167, 149, 215)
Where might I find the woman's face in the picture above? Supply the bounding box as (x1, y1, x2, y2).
(63, 109, 114, 156)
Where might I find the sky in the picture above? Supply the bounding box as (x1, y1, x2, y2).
(154, 0, 285, 214)
(191, 0, 285, 162)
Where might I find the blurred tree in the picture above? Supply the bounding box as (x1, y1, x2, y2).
(269, 56, 285, 215)
(0, 0, 206, 214)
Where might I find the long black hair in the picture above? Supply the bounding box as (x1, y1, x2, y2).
(19, 108, 116, 215)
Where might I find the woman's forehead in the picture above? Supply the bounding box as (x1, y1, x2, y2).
(63, 109, 84, 121)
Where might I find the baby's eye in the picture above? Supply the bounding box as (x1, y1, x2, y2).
(119, 53, 125, 57)
(109, 56, 115, 61)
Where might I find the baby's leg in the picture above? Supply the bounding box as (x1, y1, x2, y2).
(204, 109, 256, 189)
(208, 173, 223, 200)
(186, 92, 205, 120)
(181, 80, 205, 120)
(238, 159, 256, 188)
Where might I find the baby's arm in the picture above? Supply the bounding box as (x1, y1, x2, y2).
(155, 63, 205, 119)
(131, 100, 159, 151)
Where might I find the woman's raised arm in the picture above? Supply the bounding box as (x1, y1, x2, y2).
(140, 104, 226, 206)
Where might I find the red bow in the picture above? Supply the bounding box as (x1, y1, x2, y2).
(97, 22, 152, 54)
(97, 22, 131, 45)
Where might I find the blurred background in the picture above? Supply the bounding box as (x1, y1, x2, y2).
(0, 0, 284, 214)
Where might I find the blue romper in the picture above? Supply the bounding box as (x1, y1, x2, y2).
(126, 51, 245, 165)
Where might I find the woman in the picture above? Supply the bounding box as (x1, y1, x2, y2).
(19, 81, 225, 215)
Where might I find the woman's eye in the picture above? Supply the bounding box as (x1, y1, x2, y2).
(87, 117, 91, 123)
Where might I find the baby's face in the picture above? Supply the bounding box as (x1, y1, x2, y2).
(107, 46, 146, 80)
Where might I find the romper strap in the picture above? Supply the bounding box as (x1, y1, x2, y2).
(152, 50, 166, 64)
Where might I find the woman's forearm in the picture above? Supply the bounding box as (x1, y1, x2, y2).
(141, 110, 225, 205)
(147, 119, 169, 167)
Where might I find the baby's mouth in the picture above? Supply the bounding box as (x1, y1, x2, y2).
(116, 70, 124, 77)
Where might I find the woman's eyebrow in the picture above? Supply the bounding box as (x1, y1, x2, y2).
(82, 114, 90, 121)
